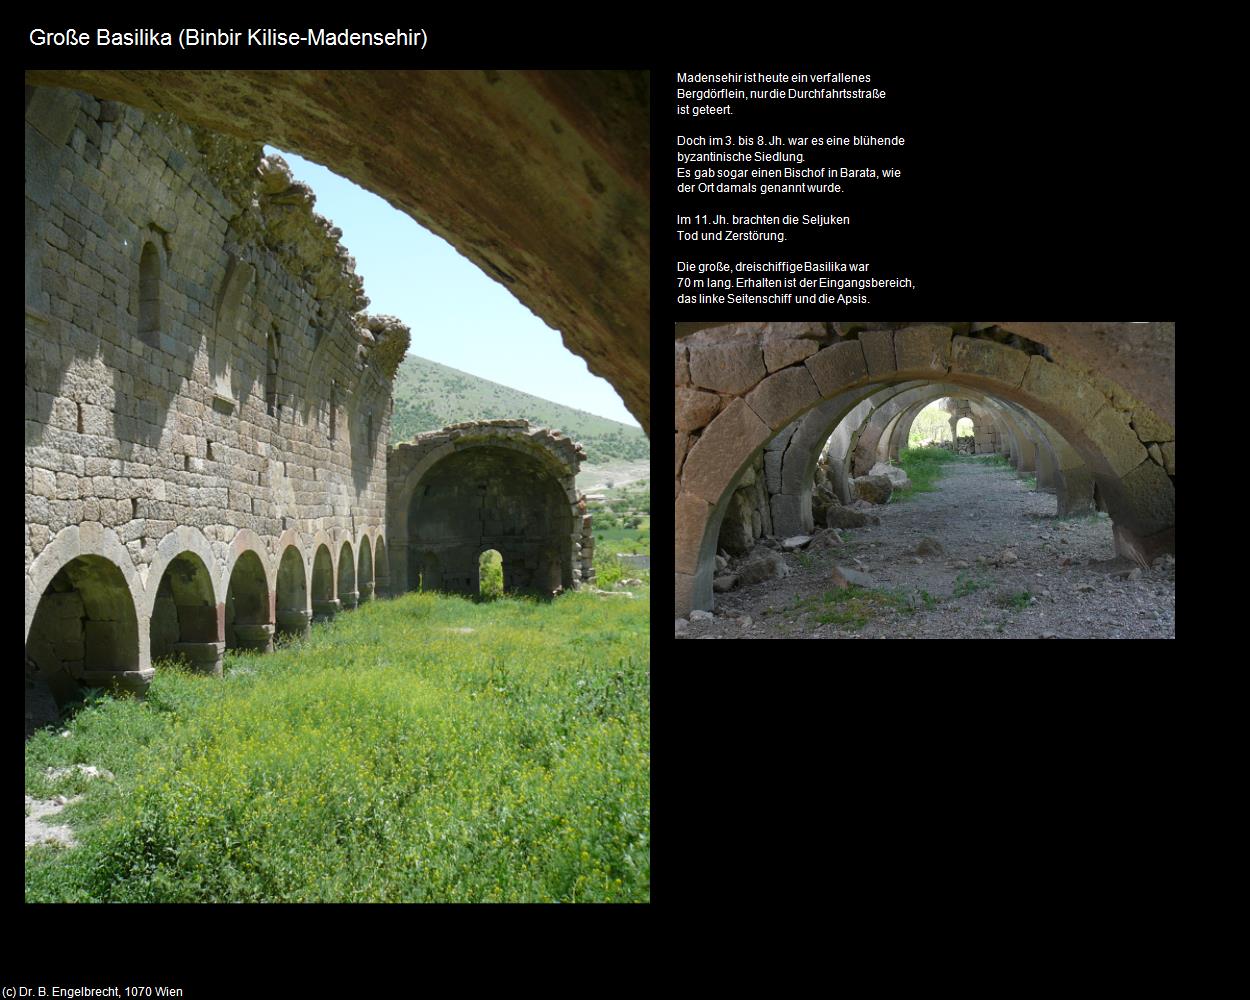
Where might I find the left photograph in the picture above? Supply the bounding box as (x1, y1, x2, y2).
(25, 71, 649, 902)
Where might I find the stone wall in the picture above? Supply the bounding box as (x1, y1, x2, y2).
(25, 87, 407, 706)
(387, 420, 590, 597)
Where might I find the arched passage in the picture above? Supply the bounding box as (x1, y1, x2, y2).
(26, 555, 142, 724)
(275, 544, 311, 640)
(225, 550, 273, 653)
(955, 416, 975, 451)
(405, 447, 573, 597)
(311, 544, 337, 621)
(150, 551, 223, 676)
(338, 540, 358, 610)
(676, 323, 1175, 616)
(358, 538, 375, 603)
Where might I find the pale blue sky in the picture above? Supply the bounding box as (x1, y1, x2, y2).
(268, 147, 640, 428)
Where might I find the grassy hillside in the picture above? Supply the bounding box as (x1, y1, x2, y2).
(391, 355, 649, 466)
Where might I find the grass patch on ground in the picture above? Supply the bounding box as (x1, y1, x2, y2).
(953, 571, 993, 598)
(26, 588, 649, 903)
(993, 590, 1033, 610)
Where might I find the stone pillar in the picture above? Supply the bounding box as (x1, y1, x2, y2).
(172, 640, 226, 677)
(276, 608, 312, 640)
(233, 622, 275, 653)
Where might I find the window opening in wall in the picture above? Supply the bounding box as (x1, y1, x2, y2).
(76, 402, 84, 434)
(138, 241, 160, 347)
(184, 454, 190, 471)
(329, 381, 337, 441)
(207, 440, 215, 461)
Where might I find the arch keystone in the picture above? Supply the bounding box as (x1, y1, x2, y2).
(950, 335, 1030, 387)
(894, 325, 953, 377)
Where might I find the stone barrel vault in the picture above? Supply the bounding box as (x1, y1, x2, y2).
(675, 322, 1176, 617)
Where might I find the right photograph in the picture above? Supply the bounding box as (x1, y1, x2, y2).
(675, 322, 1175, 639)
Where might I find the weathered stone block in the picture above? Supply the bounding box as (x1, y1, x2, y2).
(950, 335, 1030, 388)
(1083, 404, 1148, 478)
(675, 493, 710, 577)
(893, 325, 953, 376)
(675, 386, 724, 432)
(1130, 406, 1173, 444)
(680, 399, 770, 505)
(762, 329, 820, 372)
(675, 343, 690, 386)
(858, 329, 896, 377)
(1021, 354, 1107, 428)
(805, 340, 867, 396)
(687, 337, 765, 395)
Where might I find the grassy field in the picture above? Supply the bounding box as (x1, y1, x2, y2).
(25, 568, 649, 902)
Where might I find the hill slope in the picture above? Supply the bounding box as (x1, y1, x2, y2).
(389, 355, 649, 465)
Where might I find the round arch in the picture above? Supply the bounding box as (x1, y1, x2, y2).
(374, 536, 390, 598)
(275, 542, 311, 640)
(357, 535, 375, 602)
(147, 540, 223, 676)
(311, 543, 337, 621)
(27, 545, 144, 711)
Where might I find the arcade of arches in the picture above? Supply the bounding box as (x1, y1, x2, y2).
(675, 323, 1176, 631)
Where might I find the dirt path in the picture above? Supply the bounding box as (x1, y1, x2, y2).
(681, 458, 1176, 639)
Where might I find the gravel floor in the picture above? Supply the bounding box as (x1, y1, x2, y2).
(679, 458, 1176, 639)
